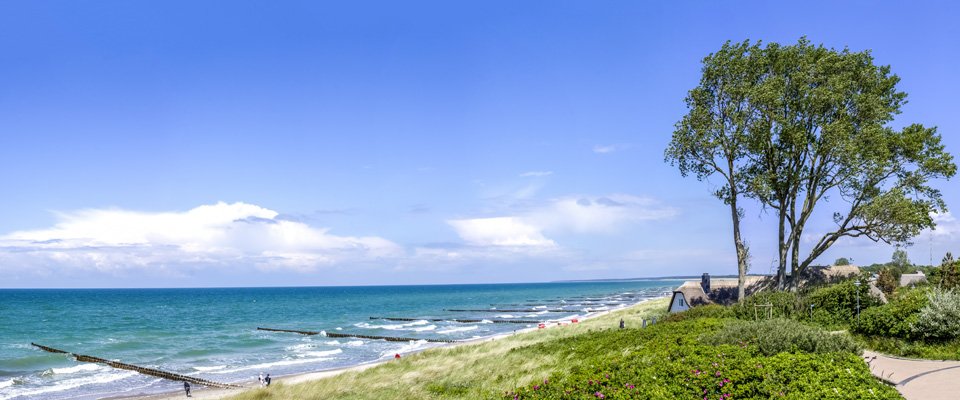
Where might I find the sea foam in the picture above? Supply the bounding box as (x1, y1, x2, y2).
(437, 326, 478, 334)
(45, 364, 103, 375)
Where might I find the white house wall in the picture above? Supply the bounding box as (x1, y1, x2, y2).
(669, 292, 689, 313)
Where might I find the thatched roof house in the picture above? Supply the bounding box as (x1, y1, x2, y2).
(668, 265, 863, 313)
(668, 273, 769, 313)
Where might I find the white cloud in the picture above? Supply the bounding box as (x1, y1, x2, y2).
(592, 144, 630, 154)
(446, 194, 677, 251)
(532, 194, 678, 234)
(930, 212, 957, 237)
(447, 217, 556, 247)
(0, 202, 402, 273)
(519, 171, 553, 177)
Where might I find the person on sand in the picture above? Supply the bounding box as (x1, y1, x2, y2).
(265, 374, 271, 386)
(258, 372, 264, 387)
(183, 381, 191, 397)
(394, 353, 401, 360)
(619, 318, 625, 329)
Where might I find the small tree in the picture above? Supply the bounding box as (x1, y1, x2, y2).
(940, 252, 959, 289)
(877, 267, 901, 297)
(834, 257, 851, 266)
(891, 248, 911, 271)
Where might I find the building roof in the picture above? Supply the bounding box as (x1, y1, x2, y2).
(800, 265, 861, 287)
(671, 275, 771, 309)
(900, 272, 927, 287)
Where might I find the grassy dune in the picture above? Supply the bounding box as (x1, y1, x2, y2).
(226, 299, 669, 400)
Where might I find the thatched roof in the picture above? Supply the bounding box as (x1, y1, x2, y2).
(900, 272, 927, 287)
(670, 275, 772, 309)
(798, 265, 861, 287)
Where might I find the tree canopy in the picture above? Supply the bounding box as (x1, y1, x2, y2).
(667, 37, 956, 291)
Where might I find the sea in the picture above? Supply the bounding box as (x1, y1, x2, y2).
(0, 280, 680, 400)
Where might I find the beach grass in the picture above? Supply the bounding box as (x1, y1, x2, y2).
(225, 298, 669, 400)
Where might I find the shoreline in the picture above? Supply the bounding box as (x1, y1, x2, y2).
(125, 295, 667, 400)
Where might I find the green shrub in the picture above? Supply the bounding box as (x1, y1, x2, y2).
(731, 291, 802, 320)
(804, 280, 881, 327)
(852, 287, 929, 339)
(703, 318, 861, 356)
(663, 304, 733, 322)
(912, 288, 960, 341)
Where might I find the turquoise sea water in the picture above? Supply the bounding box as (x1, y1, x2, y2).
(0, 281, 679, 399)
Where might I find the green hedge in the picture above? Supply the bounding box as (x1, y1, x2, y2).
(852, 287, 929, 339)
(663, 304, 733, 322)
(704, 319, 861, 356)
(731, 291, 803, 320)
(804, 281, 882, 328)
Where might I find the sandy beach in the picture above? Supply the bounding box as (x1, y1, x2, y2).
(127, 297, 663, 400)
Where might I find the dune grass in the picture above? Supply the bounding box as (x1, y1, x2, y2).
(226, 299, 668, 400)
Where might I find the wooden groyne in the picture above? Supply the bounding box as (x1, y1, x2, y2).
(256, 327, 321, 335)
(444, 308, 570, 313)
(257, 328, 458, 343)
(325, 332, 457, 343)
(369, 316, 542, 324)
(30, 343, 241, 389)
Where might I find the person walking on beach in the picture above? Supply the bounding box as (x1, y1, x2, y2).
(183, 381, 191, 397)
(264, 374, 271, 386)
(619, 318, 625, 329)
(258, 372, 264, 387)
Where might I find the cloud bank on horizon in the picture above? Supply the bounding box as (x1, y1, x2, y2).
(0, 196, 683, 284)
(0, 202, 403, 274)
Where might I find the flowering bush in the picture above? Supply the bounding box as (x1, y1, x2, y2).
(504, 318, 898, 399)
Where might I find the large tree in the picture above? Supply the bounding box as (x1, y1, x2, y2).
(668, 38, 956, 294)
(666, 40, 766, 302)
(746, 38, 956, 288)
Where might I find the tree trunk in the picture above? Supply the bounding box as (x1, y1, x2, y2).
(776, 208, 788, 290)
(789, 225, 802, 291)
(729, 197, 748, 302)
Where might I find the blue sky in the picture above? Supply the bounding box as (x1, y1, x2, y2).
(1, 1, 958, 288)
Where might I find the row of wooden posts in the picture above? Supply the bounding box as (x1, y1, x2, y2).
(369, 316, 542, 324)
(30, 343, 241, 389)
(255, 327, 459, 343)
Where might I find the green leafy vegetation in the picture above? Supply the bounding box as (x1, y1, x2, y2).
(731, 290, 803, 320)
(912, 288, 960, 341)
(663, 304, 733, 322)
(803, 280, 882, 328)
(852, 287, 929, 339)
(704, 319, 860, 356)
(507, 317, 897, 399)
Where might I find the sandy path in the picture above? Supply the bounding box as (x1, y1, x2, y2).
(863, 350, 960, 400)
